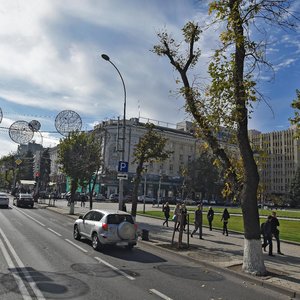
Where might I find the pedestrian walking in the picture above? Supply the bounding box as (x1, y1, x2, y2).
(207, 206, 214, 231)
(262, 215, 274, 256)
(260, 221, 267, 252)
(173, 203, 181, 230)
(80, 194, 86, 207)
(162, 202, 170, 227)
(271, 211, 283, 255)
(221, 208, 230, 236)
(181, 203, 188, 231)
(191, 204, 203, 239)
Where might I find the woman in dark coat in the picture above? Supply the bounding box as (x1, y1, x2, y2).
(207, 206, 214, 231)
(221, 208, 230, 236)
(162, 202, 170, 227)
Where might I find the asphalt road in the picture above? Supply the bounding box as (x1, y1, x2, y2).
(0, 197, 291, 300)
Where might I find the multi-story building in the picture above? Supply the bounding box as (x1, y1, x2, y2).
(249, 125, 300, 203)
(47, 117, 236, 200)
(94, 118, 200, 198)
(17, 141, 43, 156)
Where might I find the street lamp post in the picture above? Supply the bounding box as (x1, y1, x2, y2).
(143, 166, 148, 214)
(157, 172, 162, 208)
(101, 54, 127, 211)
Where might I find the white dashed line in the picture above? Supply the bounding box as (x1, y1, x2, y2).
(65, 239, 88, 253)
(13, 207, 46, 227)
(47, 228, 62, 237)
(149, 289, 173, 300)
(0, 228, 46, 300)
(94, 256, 135, 280)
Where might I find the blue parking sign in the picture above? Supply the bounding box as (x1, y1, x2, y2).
(118, 161, 128, 173)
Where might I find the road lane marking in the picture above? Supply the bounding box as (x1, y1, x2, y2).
(65, 239, 88, 253)
(94, 256, 135, 281)
(0, 228, 46, 300)
(0, 237, 32, 300)
(13, 207, 46, 227)
(149, 289, 173, 300)
(47, 228, 62, 236)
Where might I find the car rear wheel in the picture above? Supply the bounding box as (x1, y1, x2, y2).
(73, 225, 81, 240)
(118, 222, 136, 240)
(92, 233, 102, 251)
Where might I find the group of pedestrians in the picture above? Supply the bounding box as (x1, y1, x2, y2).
(162, 202, 231, 238)
(261, 211, 283, 256)
(163, 202, 188, 230)
(162, 203, 234, 238)
(162, 203, 283, 256)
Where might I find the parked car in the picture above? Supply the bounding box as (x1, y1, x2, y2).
(124, 195, 132, 203)
(137, 195, 157, 204)
(13, 193, 34, 208)
(95, 194, 106, 201)
(184, 199, 197, 206)
(73, 209, 138, 250)
(0, 192, 9, 208)
(39, 191, 50, 199)
(109, 194, 119, 202)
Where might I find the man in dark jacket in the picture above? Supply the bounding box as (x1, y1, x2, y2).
(271, 211, 283, 255)
(191, 204, 203, 239)
(262, 215, 274, 256)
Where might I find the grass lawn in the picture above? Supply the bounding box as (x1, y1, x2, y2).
(196, 207, 300, 219)
(140, 210, 300, 243)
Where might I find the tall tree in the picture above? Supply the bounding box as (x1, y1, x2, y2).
(57, 130, 102, 214)
(153, 0, 297, 275)
(83, 130, 103, 210)
(0, 154, 16, 190)
(131, 123, 172, 217)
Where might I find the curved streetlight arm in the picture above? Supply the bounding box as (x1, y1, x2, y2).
(101, 54, 127, 161)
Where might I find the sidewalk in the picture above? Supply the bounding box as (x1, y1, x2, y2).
(40, 200, 300, 298)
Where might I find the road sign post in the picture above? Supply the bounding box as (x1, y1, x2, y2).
(118, 161, 128, 210)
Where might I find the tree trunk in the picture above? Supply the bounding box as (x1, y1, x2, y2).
(230, 0, 265, 274)
(243, 238, 266, 275)
(131, 161, 143, 217)
(69, 178, 78, 215)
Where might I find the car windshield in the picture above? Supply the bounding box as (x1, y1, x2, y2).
(107, 214, 134, 225)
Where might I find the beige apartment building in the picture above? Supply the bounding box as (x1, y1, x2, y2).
(94, 118, 201, 198)
(95, 118, 198, 176)
(249, 126, 300, 203)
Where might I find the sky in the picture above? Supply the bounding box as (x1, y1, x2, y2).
(0, 0, 299, 157)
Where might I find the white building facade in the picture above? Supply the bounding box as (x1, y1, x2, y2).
(249, 126, 300, 202)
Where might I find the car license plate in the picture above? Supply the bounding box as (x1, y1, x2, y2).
(116, 242, 128, 246)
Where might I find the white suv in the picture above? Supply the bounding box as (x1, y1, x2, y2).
(73, 209, 138, 251)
